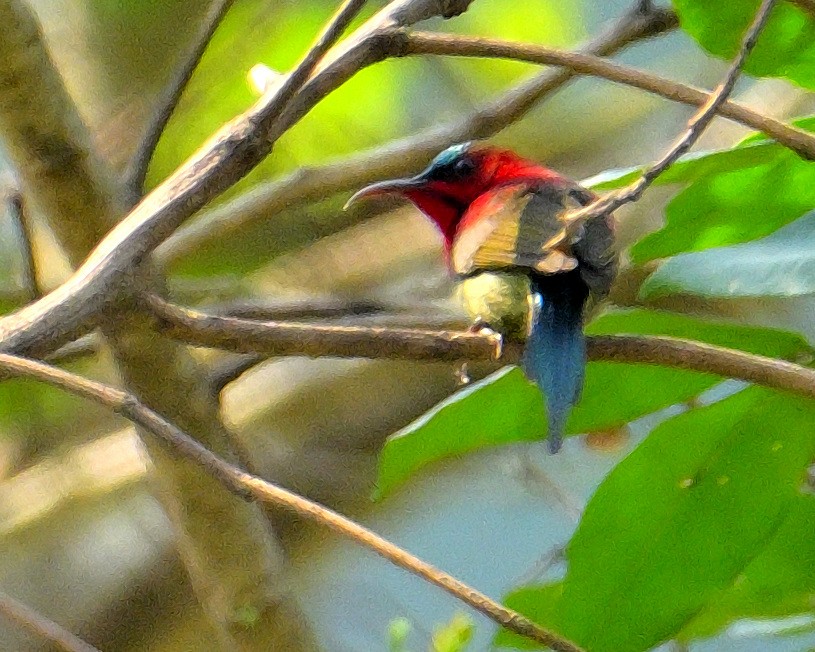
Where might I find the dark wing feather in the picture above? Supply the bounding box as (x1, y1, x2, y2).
(452, 182, 616, 296)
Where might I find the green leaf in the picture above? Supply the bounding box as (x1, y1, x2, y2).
(554, 388, 815, 652)
(679, 494, 815, 642)
(374, 366, 545, 501)
(673, 0, 815, 90)
(374, 309, 811, 500)
(641, 209, 815, 299)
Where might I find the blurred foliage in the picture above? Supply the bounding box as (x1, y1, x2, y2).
(432, 613, 474, 652)
(674, 0, 815, 90)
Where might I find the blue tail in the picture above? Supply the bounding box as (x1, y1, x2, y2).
(522, 272, 589, 453)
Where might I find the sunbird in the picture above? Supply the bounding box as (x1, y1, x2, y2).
(346, 142, 616, 452)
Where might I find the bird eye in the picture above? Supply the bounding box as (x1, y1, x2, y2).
(453, 157, 476, 176)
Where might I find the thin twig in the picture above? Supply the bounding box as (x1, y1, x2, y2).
(0, 352, 583, 652)
(0, 590, 101, 652)
(0, 0, 468, 358)
(5, 191, 43, 300)
(157, 3, 678, 267)
(556, 0, 779, 241)
(127, 0, 237, 198)
(145, 296, 815, 400)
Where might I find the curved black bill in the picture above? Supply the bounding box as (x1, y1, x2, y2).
(343, 176, 426, 211)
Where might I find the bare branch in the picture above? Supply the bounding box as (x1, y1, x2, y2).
(0, 0, 471, 357)
(0, 351, 584, 652)
(147, 293, 501, 362)
(145, 295, 815, 401)
(157, 4, 677, 267)
(587, 335, 815, 400)
(0, 590, 100, 652)
(399, 31, 815, 160)
(557, 0, 779, 241)
(126, 0, 237, 198)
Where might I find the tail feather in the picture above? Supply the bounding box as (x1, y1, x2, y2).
(522, 272, 588, 453)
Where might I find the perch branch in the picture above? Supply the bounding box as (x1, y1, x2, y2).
(127, 0, 237, 198)
(145, 296, 815, 401)
(0, 352, 583, 652)
(157, 2, 677, 267)
(0, 590, 100, 652)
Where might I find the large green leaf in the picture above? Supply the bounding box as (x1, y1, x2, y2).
(641, 209, 815, 299)
(679, 494, 815, 642)
(673, 0, 815, 90)
(552, 388, 815, 652)
(374, 310, 811, 499)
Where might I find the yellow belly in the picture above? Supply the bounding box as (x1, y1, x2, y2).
(456, 272, 532, 341)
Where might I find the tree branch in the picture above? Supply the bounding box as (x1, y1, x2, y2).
(126, 0, 237, 199)
(555, 0, 779, 242)
(0, 0, 465, 357)
(0, 351, 584, 652)
(398, 29, 814, 161)
(144, 295, 815, 401)
(157, 3, 678, 267)
(0, 590, 100, 652)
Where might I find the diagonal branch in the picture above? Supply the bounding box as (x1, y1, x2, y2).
(126, 0, 237, 198)
(0, 590, 100, 652)
(0, 351, 584, 652)
(0, 0, 464, 357)
(555, 0, 779, 243)
(145, 295, 815, 401)
(157, 3, 678, 267)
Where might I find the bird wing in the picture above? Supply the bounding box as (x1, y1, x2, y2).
(451, 182, 613, 291)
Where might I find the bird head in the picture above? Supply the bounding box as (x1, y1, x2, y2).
(345, 142, 565, 246)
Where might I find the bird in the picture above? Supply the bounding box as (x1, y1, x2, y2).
(345, 142, 616, 452)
